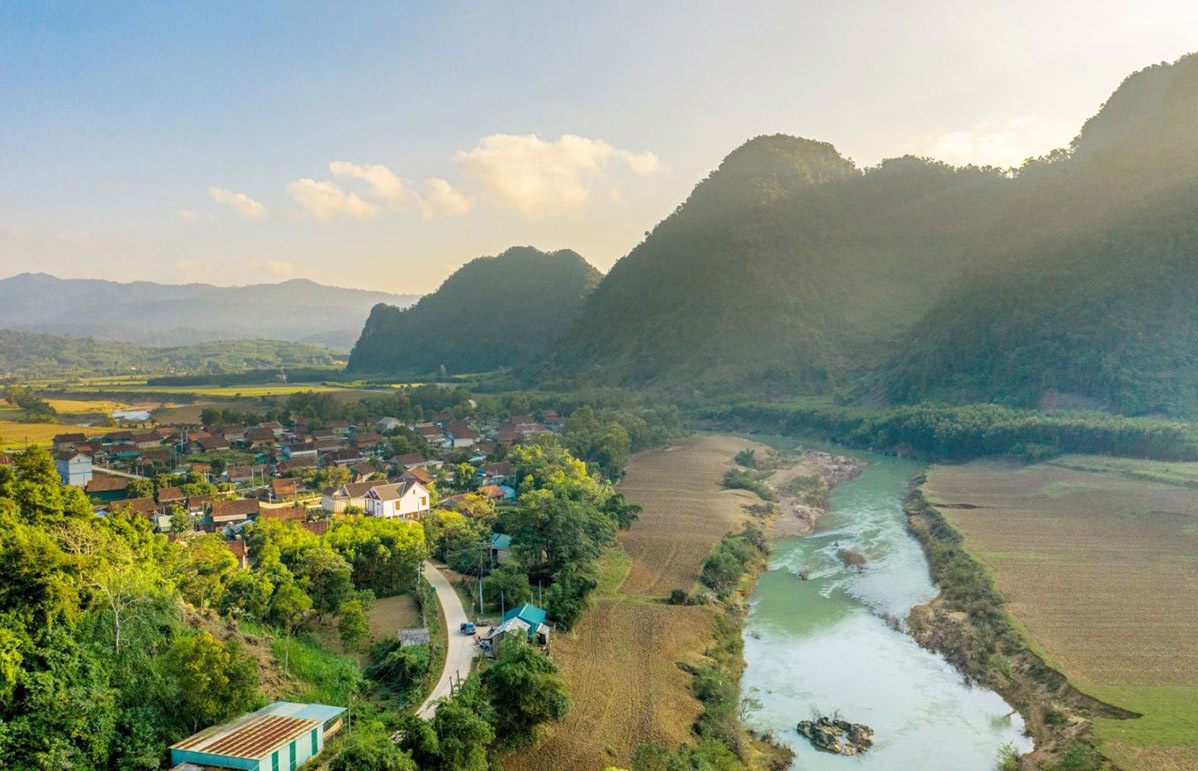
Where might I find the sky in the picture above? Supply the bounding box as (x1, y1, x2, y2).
(2, 1, 1197, 295)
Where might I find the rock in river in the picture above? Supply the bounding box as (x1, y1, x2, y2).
(797, 716, 875, 756)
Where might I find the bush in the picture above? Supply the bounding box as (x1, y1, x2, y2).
(668, 589, 689, 606)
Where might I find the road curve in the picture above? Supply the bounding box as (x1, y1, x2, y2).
(417, 561, 476, 719)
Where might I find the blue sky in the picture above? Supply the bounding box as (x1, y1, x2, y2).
(2, 1, 1197, 293)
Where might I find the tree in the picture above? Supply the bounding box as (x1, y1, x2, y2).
(325, 517, 428, 595)
(126, 478, 154, 499)
(175, 535, 238, 609)
(296, 547, 353, 619)
(453, 462, 479, 492)
(508, 489, 613, 577)
(164, 632, 258, 732)
(338, 598, 370, 653)
(168, 504, 192, 535)
(481, 637, 571, 748)
(329, 719, 417, 771)
(432, 684, 494, 771)
(221, 570, 274, 621)
(483, 564, 531, 613)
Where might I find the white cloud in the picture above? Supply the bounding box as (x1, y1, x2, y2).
(207, 187, 267, 219)
(329, 161, 407, 205)
(287, 178, 382, 222)
(248, 259, 296, 278)
(175, 208, 199, 221)
(926, 115, 1074, 168)
(454, 133, 663, 218)
(421, 177, 472, 218)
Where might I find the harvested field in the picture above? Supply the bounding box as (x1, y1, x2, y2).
(0, 420, 108, 450)
(368, 594, 421, 643)
(617, 434, 767, 597)
(510, 434, 771, 771)
(923, 458, 1198, 767)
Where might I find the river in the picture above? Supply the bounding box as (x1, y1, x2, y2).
(741, 446, 1033, 769)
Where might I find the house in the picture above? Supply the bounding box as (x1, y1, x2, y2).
(131, 431, 163, 450)
(227, 466, 256, 485)
(450, 428, 480, 448)
(224, 539, 249, 569)
(328, 420, 352, 439)
(189, 462, 213, 481)
(399, 466, 433, 486)
(364, 479, 431, 520)
(271, 477, 302, 499)
(216, 425, 246, 443)
(169, 701, 345, 771)
(157, 486, 187, 509)
(480, 461, 514, 486)
(211, 498, 260, 524)
(190, 435, 229, 454)
(259, 420, 285, 437)
(260, 504, 307, 523)
(143, 446, 172, 465)
(283, 442, 318, 460)
(52, 432, 87, 452)
(326, 447, 364, 466)
(395, 453, 442, 471)
(353, 432, 382, 451)
(111, 497, 158, 519)
(322, 480, 384, 513)
(488, 533, 512, 562)
(481, 603, 551, 656)
(55, 452, 93, 487)
(347, 460, 376, 480)
(478, 484, 510, 502)
(85, 473, 129, 502)
(397, 628, 431, 647)
(278, 457, 317, 474)
(244, 427, 277, 448)
(375, 417, 403, 432)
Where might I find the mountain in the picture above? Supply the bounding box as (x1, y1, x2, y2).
(882, 53, 1198, 416)
(543, 135, 1012, 394)
(347, 246, 601, 376)
(0, 274, 418, 349)
(0, 329, 341, 378)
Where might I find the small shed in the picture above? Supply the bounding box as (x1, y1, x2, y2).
(397, 627, 431, 647)
(169, 701, 345, 771)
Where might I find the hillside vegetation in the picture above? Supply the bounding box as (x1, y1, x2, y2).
(884, 53, 1198, 416)
(347, 246, 601, 376)
(0, 329, 340, 378)
(534, 53, 1198, 418)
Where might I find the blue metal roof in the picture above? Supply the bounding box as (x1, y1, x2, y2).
(262, 701, 346, 723)
(501, 603, 546, 627)
(489, 533, 512, 550)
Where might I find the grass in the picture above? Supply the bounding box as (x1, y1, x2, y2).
(923, 458, 1198, 769)
(43, 397, 136, 414)
(270, 632, 363, 706)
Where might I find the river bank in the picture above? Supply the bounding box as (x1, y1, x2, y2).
(904, 484, 1135, 769)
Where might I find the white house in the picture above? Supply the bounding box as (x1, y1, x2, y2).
(364, 479, 431, 520)
(55, 452, 93, 487)
(321, 480, 385, 514)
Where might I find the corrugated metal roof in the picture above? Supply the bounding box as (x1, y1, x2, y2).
(502, 603, 546, 627)
(171, 702, 344, 760)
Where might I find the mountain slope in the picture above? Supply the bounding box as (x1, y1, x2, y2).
(883, 53, 1198, 416)
(0, 329, 340, 378)
(0, 275, 417, 349)
(543, 135, 1011, 393)
(346, 246, 600, 375)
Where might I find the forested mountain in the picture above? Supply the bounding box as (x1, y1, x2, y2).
(0, 274, 417, 349)
(0, 329, 340, 378)
(883, 53, 1198, 416)
(346, 246, 600, 375)
(542, 136, 1012, 394)
(541, 53, 1198, 417)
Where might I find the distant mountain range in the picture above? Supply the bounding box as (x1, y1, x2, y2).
(0, 329, 340, 379)
(0, 274, 418, 350)
(347, 246, 600, 375)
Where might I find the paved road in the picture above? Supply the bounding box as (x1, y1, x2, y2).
(417, 562, 477, 719)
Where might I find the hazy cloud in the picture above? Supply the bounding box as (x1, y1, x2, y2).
(175, 208, 199, 221)
(207, 187, 267, 219)
(454, 133, 663, 217)
(175, 259, 215, 281)
(287, 178, 382, 222)
(926, 115, 1074, 168)
(421, 177, 472, 218)
(329, 161, 407, 205)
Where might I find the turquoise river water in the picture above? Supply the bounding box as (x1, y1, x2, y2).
(741, 448, 1033, 770)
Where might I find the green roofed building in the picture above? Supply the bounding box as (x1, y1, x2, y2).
(169, 701, 345, 771)
(481, 603, 551, 656)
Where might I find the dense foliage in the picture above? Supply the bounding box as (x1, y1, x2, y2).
(347, 246, 601, 376)
(0, 447, 264, 769)
(703, 400, 1198, 461)
(0, 329, 338, 379)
